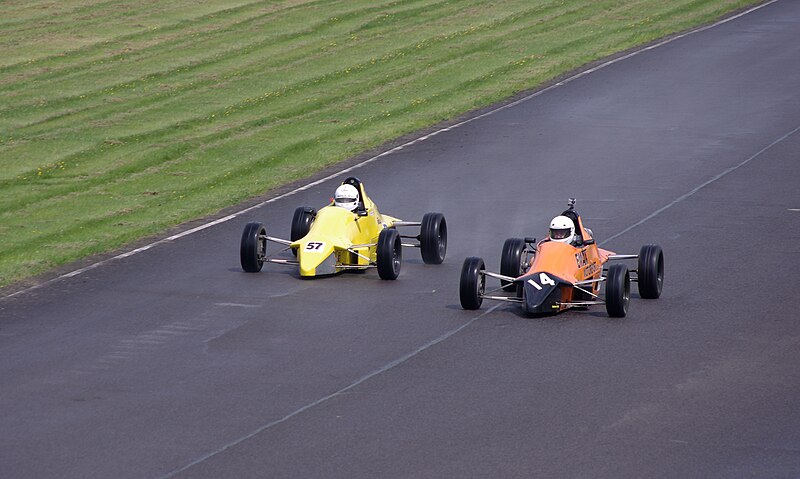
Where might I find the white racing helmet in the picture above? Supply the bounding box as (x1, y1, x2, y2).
(334, 184, 359, 211)
(549, 215, 575, 244)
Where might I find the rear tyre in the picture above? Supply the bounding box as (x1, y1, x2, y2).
(420, 212, 447, 264)
(377, 228, 402, 280)
(638, 244, 664, 299)
(240, 222, 267, 273)
(459, 257, 485, 310)
(290, 207, 316, 257)
(500, 238, 526, 292)
(606, 263, 630, 317)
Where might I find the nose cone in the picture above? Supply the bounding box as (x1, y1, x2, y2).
(521, 273, 566, 315)
(297, 242, 337, 276)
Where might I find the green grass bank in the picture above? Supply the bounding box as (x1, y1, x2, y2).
(0, 0, 759, 288)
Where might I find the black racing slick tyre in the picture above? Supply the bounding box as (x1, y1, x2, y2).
(606, 263, 630, 318)
(290, 207, 316, 256)
(377, 228, 402, 280)
(500, 237, 526, 292)
(638, 244, 664, 299)
(240, 222, 267, 273)
(420, 212, 447, 264)
(459, 256, 485, 310)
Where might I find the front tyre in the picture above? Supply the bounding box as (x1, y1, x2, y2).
(606, 263, 630, 317)
(638, 244, 664, 299)
(420, 212, 447, 264)
(240, 222, 267, 273)
(459, 256, 485, 310)
(377, 228, 402, 280)
(500, 237, 526, 292)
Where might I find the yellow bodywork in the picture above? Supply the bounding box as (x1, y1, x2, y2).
(290, 186, 400, 277)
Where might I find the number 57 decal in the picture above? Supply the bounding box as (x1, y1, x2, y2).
(527, 273, 556, 290)
(305, 241, 326, 251)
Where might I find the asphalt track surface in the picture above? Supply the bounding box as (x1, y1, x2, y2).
(2, 2, 800, 478)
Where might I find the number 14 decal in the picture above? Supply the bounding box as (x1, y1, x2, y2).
(527, 273, 556, 290)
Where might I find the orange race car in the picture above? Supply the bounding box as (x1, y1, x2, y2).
(459, 199, 663, 317)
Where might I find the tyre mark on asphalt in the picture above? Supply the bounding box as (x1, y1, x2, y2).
(68, 306, 248, 376)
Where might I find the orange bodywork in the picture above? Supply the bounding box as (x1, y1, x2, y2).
(527, 242, 613, 283)
(522, 216, 614, 311)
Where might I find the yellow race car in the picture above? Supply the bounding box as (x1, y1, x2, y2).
(240, 177, 447, 279)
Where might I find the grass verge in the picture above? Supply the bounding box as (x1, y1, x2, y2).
(0, 0, 760, 288)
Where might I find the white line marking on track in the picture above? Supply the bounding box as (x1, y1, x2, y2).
(214, 302, 261, 308)
(0, 0, 779, 305)
(150, 329, 187, 336)
(601, 122, 800, 245)
(158, 303, 501, 479)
